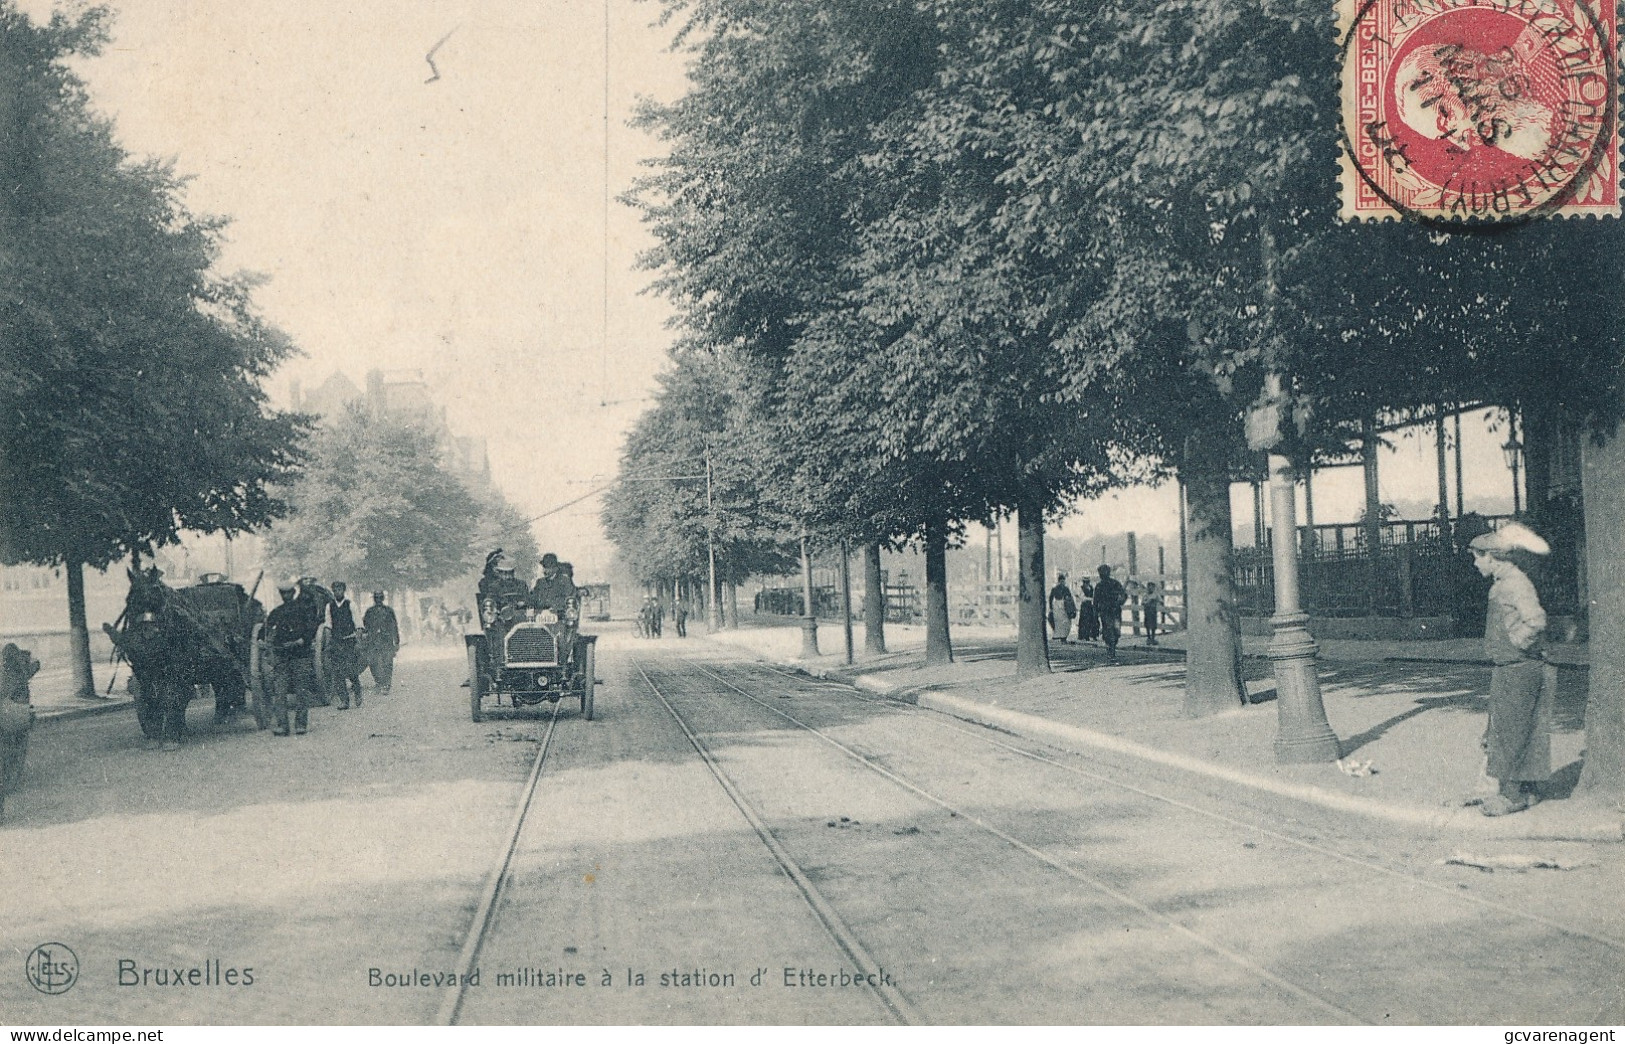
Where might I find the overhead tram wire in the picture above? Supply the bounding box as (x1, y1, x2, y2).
(490, 466, 710, 539)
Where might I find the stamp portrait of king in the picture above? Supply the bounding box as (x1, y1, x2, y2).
(1339, 0, 1619, 221)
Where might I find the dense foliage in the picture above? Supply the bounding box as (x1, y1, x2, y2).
(0, 4, 306, 572)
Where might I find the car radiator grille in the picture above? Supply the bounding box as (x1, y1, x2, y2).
(506, 627, 557, 664)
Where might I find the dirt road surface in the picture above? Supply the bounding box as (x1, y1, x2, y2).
(3, 626, 1620, 1024)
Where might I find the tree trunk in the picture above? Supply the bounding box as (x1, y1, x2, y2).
(1522, 406, 1553, 529)
(1579, 424, 1625, 797)
(66, 557, 96, 700)
(723, 581, 739, 629)
(923, 517, 953, 666)
(1015, 502, 1050, 677)
(863, 543, 887, 654)
(1181, 457, 1245, 716)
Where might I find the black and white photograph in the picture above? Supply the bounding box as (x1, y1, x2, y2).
(2, 0, 1623, 1029)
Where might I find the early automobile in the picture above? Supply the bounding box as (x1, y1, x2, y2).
(465, 554, 596, 722)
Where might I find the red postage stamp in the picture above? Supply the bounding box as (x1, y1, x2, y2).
(1339, 0, 1620, 221)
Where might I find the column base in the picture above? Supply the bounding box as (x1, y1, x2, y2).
(799, 617, 820, 659)
(1268, 612, 1342, 763)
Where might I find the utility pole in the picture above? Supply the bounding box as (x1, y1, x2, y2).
(799, 535, 819, 658)
(839, 540, 854, 665)
(706, 452, 720, 633)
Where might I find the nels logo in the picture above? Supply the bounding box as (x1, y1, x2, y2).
(25, 943, 79, 995)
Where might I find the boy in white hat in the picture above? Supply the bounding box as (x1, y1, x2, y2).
(1469, 522, 1551, 816)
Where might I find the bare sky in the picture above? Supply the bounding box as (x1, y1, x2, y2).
(23, 0, 689, 575)
(20, 0, 1524, 576)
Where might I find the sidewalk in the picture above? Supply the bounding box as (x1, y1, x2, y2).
(23, 666, 136, 723)
(20, 641, 465, 725)
(698, 617, 1621, 843)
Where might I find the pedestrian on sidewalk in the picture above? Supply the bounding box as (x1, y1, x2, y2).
(1470, 523, 1552, 817)
(0, 644, 39, 823)
(1142, 581, 1163, 646)
(1076, 578, 1099, 642)
(267, 584, 319, 736)
(1048, 573, 1076, 644)
(327, 581, 364, 709)
(1093, 566, 1128, 661)
(362, 592, 400, 694)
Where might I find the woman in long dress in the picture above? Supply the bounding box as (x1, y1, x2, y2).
(1075, 578, 1099, 642)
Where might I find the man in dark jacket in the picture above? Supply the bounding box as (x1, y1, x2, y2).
(267, 583, 320, 735)
(327, 581, 364, 709)
(1093, 565, 1129, 662)
(363, 592, 400, 694)
(530, 553, 578, 614)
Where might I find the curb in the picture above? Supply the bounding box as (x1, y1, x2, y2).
(766, 656, 1624, 844)
(35, 699, 135, 726)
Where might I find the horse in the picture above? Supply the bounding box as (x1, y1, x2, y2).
(105, 566, 260, 748)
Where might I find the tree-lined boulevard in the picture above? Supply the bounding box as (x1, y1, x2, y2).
(603, 0, 1625, 796)
(4, 637, 1621, 1024)
(3, 0, 1624, 1028)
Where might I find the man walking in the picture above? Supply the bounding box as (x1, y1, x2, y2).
(267, 583, 319, 735)
(363, 591, 400, 694)
(1093, 565, 1128, 662)
(327, 581, 364, 709)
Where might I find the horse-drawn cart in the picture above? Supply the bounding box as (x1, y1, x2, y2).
(109, 568, 270, 744)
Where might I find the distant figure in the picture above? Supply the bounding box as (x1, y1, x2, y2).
(1093, 565, 1128, 661)
(1047, 572, 1076, 644)
(327, 581, 364, 709)
(363, 592, 400, 694)
(1075, 578, 1099, 642)
(0, 643, 40, 823)
(651, 597, 664, 638)
(266, 583, 320, 736)
(674, 600, 688, 638)
(1470, 523, 1553, 817)
(1142, 581, 1163, 646)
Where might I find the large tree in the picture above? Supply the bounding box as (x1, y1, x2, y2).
(263, 406, 481, 594)
(0, 3, 305, 697)
(601, 349, 796, 605)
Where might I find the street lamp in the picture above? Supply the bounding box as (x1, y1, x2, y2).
(1502, 433, 1524, 516)
(1251, 224, 1340, 764)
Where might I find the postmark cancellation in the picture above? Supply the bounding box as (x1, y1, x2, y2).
(1338, 0, 1620, 221)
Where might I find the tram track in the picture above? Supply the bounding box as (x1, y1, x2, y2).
(438, 652, 912, 1026)
(652, 655, 1367, 1024)
(438, 700, 565, 1026)
(435, 646, 1618, 1025)
(734, 658, 1625, 953)
(634, 661, 922, 1026)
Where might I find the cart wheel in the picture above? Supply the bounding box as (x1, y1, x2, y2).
(468, 642, 485, 723)
(579, 641, 595, 721)
(247, 630, 270, 730)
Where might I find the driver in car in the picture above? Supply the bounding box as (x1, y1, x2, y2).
(529, 553, 577, 614)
